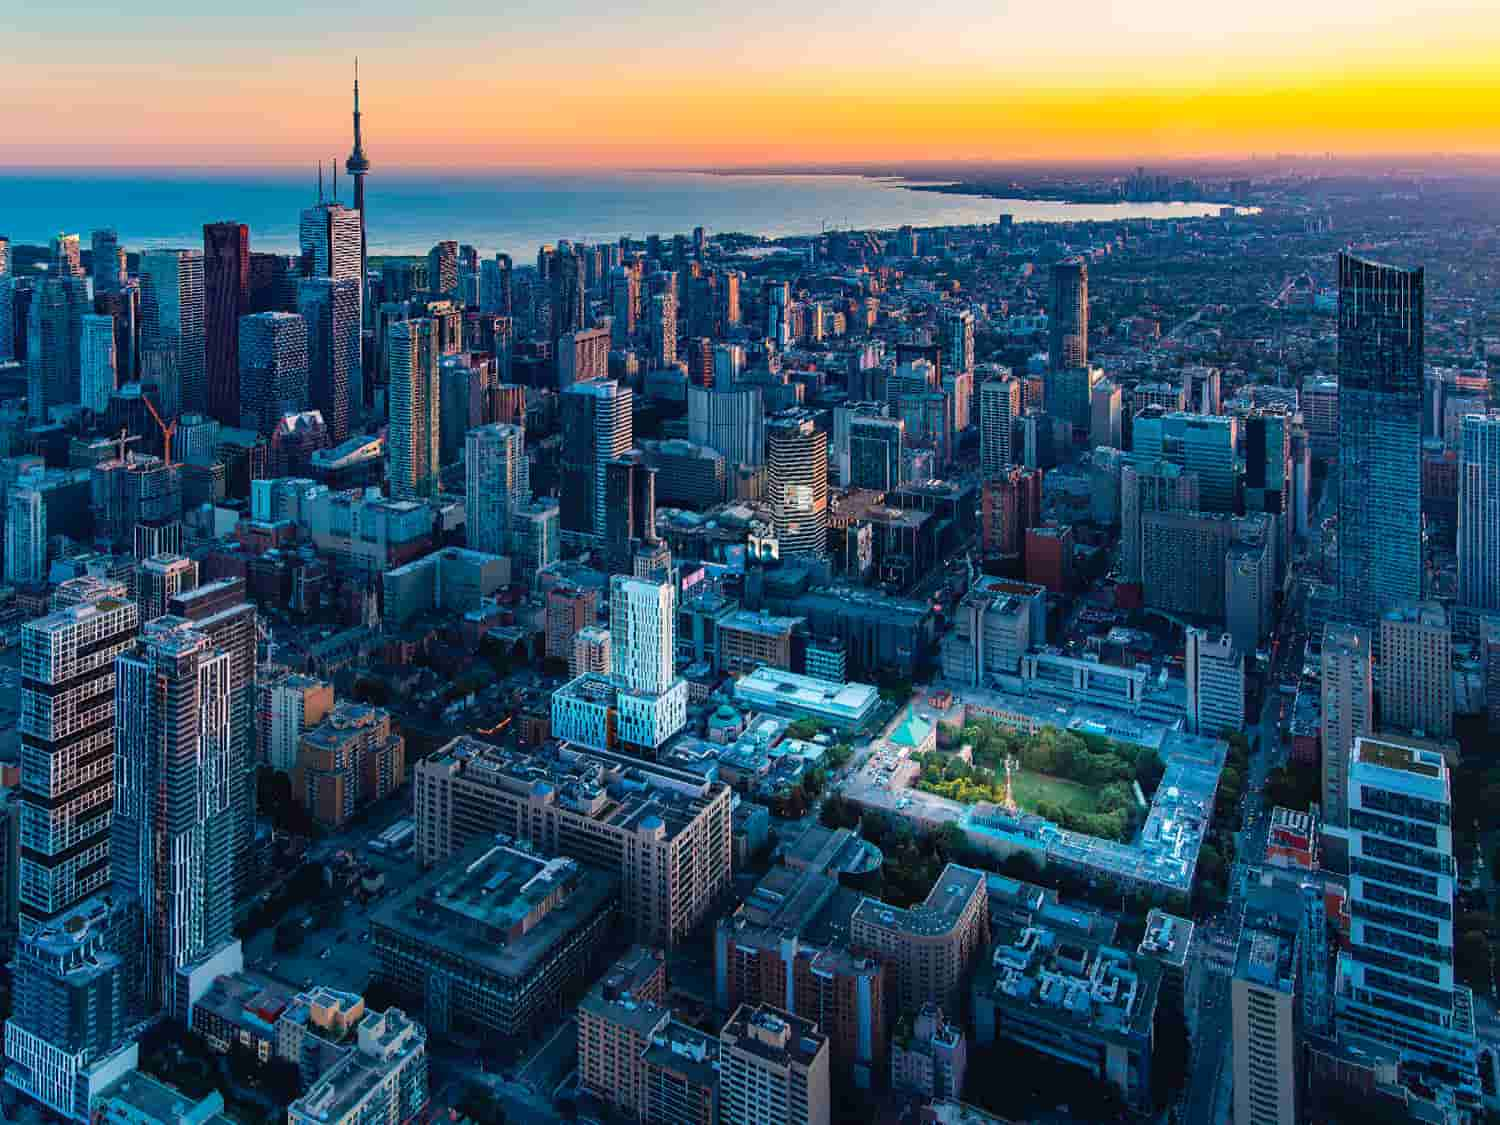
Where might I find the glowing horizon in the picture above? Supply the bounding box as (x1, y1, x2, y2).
(7, 0, 1500, 168)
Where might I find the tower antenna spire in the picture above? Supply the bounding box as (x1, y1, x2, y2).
(318, 160, 323, 203)
(332, 155, 338, 201)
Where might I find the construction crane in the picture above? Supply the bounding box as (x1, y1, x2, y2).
(140, 395, 178, 467)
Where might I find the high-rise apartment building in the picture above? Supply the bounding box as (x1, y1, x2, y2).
(5, 484, 46, 586)
(1458, 411, 1500, 611)
(167, 579, 259, 906)
(718, 1004, 831, 1125)
(203, 222, 249, 427)
(980, 468, 1043, 558)
(1337, 252, 1424, 625)
(113, 619, 236, 1016)
(1049, 259, 1088, 371)
(1378, 600, 1453, 738)
(608, 574, 688, 752)
(387, 318, 441, 500)
(603, 455, 658, 575)
(465, 423, 529, 556)
(940, 307, 975, 375)
(136, 554, 199, 623)
(1320, 623, 1373, 829)
(1335, 736, 1480, 1107)
(560, 379, 632, 540)
(978, 376, 1022, 477)
(139, 249, 206, 417)
(764, 281, 791, 350)
(256, 667, 334, 773)
(26, 274, 90, 421)
(766, 411, 828, 559)
(1185, 628, 1245, 737)
(299, 277, 362, 444)
(557, 325, 610, 388)
(238, 311, 309, 434)
(80, 312, 118, 414)
(17, 586, 139, 924)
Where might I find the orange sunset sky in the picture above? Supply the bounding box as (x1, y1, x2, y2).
(5, 0, 1500, 167)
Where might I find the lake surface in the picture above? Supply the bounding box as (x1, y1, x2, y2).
(0, 170, 1229, 261)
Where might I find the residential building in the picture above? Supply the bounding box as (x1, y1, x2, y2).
(981, 467, 1042, 558)
(256, 668, 335, 773)
(293, 703, 405, 829)
(286, 1008, 428, 1125)
(26, 273, 90, 421)
(140, 248, 206, 416)
(850, 864, 989, 1015)
(411, 738, 731, 947)
(136, 554, 199, 624)
(766, 410, 829, 558)
(546, 584, 599, 661)
(1049, 259, 1087, 371)
(465, 423, 529, 555)
(718, 1004, 831, 1125)
(1379, 601, 1453, 738)
(571, 625, 612, 679)
(16, 587, 139, 924)
(203, 221, 250, 428)
(80, 312, 118, 415)
(1321, 623, 1373, 829)
(557, 325, 610, 388)
(561, 379, 633, 540)
(687, 384, 765, 470)
(1334, 736, 1481, 1113)
(387, 318, 441, 500)
(298, 277, 361, 444)
(1459, 411, 1500, 611)
(5, 483, 46, 585)
(1090, 379, 1123, 449)
(113, 619, 236, 1016)
(890, 1003, 967, 1099)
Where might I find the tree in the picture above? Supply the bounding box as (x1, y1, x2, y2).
(787, 718, 822, 741)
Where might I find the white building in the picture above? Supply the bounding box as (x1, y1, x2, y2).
(978, 377, 1022, 477)
(1185, 628, 1244, 737)
(4, 484, 45, 586)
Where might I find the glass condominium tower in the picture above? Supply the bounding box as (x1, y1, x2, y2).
(1336, 251, 1424, 626)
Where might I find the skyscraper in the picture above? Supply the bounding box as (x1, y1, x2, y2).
(139, 249, 206, 417)
(344, 60, 371, 300)
(80, 313, 118, 415)
(1458, 411, 1500, 611)
(848, 415, 905, 491)
(387, 318, 441, 500)
(978, 376, 1022, 477)
(687, 383, 764, 470)
(557, 326, 610, 388)
(609, 574, 688, 753)
(113, 618, 236, 1016)
(238, 311, 308, 434)
(26, 273, 90, 421)
(1335, 736, 1480, 1105)
(1337, 251, 1424, 626)
(940, 306, 975, 375)
(1320, 623, 1372, 829)
(0, 237, 14, 365)
(1049, 259, 1087, 371)
(301, 197, 363, 321)
(17, 583, 140, 925)
(298, 277, 361, 444)
(551, 248, 586, 343)
(604, 454, 658, 575)
(427, 240, 459, 299)
(5, 484, 46, 585)
(51, 234, 83, 278)
(560, 380, 633, 540)
(90, 229, 124, 295)
(648, 291, 677, 370)
(765, 281, 791, 350)
(203, 221, 249, 426)
(465, 423, 529, 555)
(766, 410, 829, 559)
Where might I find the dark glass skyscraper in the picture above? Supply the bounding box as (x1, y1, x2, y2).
(1336, 251, 1424, 625)
(1049, 258, 1088, 371)
(203, 221, 249, 426)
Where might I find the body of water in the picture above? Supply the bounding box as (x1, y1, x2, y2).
(0, 170, 1229, 261)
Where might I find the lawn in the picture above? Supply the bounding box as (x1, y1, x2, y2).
(1010, 770, 1101, 816)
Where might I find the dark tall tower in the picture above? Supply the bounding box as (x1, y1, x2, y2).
(1336, 250, 1424, 626)
(203, 221, 250, 426)
(344, 59, 371, 304)
(1049, 258, 1088, 371)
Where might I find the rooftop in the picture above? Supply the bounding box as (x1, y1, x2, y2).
(371, 838, 619, 981)
(852, 863, 985, 938)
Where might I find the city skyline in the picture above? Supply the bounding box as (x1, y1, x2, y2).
(7, 1, 1500, 166)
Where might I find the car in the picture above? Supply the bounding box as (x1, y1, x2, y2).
(319, 948, 332, 959)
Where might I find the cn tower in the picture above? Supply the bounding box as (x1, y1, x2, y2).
(345, 58, 371, 294)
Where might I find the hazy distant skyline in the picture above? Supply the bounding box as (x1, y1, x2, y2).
(7, 0, 1500, 166)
